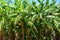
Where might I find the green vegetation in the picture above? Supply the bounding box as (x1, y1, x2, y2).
(0, 0, 60, 40)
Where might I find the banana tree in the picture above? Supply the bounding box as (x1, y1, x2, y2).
(0, 0, 60, 40)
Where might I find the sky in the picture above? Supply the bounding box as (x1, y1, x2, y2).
(34, 0, 60, 4)
(56, 0, 60, 4)
(5, 0, 60, 5)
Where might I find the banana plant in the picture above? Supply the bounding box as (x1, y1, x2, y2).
(0, 0, 60, 40)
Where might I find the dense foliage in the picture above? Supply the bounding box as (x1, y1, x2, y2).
(0, 0, 60, 40)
